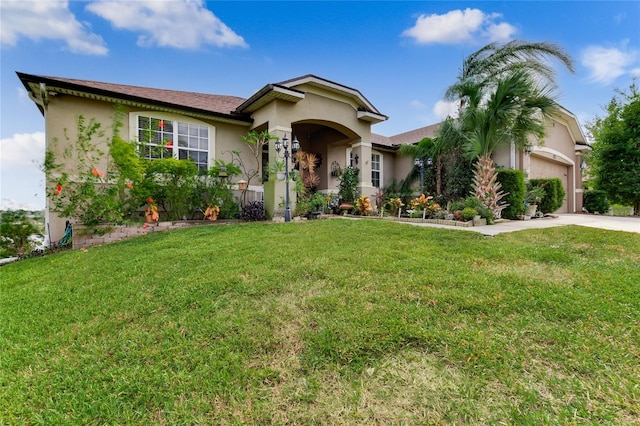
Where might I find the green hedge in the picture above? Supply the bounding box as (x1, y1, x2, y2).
(528, 178, 566, 213)
(584, 190, 610, 214)
(497, 169, 525, 219)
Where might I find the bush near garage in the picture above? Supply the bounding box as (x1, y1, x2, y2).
(528, 178, 566, 213)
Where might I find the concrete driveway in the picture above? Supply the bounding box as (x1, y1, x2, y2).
(405, 214, 640, 236)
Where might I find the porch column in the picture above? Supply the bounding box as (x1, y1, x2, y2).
(264, 125, 297, 220)
(351, 139, 375, 200)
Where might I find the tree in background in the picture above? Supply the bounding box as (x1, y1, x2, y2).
(0, 210, 44, 258)
(587, 81, 640, 215)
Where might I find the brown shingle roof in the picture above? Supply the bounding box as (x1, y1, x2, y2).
(17, 72, 249, 120)
(371, 122, 442, 149)
(389, 123, 441, 145)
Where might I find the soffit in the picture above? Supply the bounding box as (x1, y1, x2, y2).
(234, 84, 305, 113)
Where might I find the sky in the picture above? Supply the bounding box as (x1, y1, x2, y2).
(1, 0, 639, 211)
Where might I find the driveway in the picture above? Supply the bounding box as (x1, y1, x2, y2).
(404, 214, 640, 236)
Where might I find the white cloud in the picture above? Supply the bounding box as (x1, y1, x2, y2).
(402, 8, 516, 45)
(581, 43, 639, 85)
(86, 0, 248, 49)
(0, 0, 108, 55)
(614, 12, 626, 24)
(0, 133, 46, 211)
(0, 198, 42, 212)
(433, 100, 459, 120)
(410, 99, 426, 109)
(0, 132, 46, 170)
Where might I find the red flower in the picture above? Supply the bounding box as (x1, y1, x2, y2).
(143, 223, 148, 229)
(165, 141, 173, 147)
(146, 197, 154, 203)
(158, 120, 165, 129)
(126, 181, 133, 189)
(55, 184, 62, 196)
(91, 167, 104, 178)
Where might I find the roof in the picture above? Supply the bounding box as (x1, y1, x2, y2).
(236, 74, 388, 124)
(389, 123, 441, 146)
(277, 74, 385, 116)
(17, 72, 252, 125)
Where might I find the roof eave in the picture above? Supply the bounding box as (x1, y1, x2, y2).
(17, 72, 253, 126)
(235, 84, 305, 113)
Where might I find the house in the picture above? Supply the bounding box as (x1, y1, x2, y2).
(18, 72, 590, 241)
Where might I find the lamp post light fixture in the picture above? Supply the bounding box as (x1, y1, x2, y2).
(274, 133, 300, 222)
(414, 158, 425, 195)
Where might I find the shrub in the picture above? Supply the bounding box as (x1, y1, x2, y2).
(497, 169, 525, 219)
(338, 166, 359, 203)
(529, 178, 566, 213)
(240, 201, 267, 221)
(139, 158, 199, 220)
(584, 190, 610, 214)
(460, 197, 494, 224)
(461, 207, 479, 221)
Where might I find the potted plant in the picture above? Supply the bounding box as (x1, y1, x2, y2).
(203, 203, 220, 221)
(144, 197, 160, 223)
(268, 159, 286, 181)
(524, 184, 545, 217)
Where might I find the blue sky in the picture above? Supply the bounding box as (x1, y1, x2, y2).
(1, 0, 639, 210)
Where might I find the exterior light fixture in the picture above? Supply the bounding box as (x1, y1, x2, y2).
(524, 144, 533, 154)
(274, 133, 300, 222)
(237, 180, 248, 191)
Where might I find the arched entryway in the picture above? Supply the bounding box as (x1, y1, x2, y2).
(290, 120, 361, 194)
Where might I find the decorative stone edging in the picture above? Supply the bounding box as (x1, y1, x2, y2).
(72, 220, 223, 249)
(343, 214, 483, 227)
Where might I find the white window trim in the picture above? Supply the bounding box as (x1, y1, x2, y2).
(371, 150, 383, 188)
(346, 148, 383, 188)
(129, 111, 215, 170)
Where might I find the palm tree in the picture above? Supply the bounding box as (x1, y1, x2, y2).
(443, 40, 574, 215)
(461, 70, 561, 214)
(445, 40, 574, 110)
(397, 117, 461, 196)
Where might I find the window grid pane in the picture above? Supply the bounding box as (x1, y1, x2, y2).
(371, 154, 381, 188)
(139, 116, 210, 170)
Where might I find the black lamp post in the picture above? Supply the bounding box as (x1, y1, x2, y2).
(414, 158, 425, 195)
(275, 133, 300, 222)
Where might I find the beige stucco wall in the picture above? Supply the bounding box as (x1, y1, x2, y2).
(42, 95, 256, 241)
(44, 96, 119, 242)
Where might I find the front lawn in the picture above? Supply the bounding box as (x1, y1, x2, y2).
(1, 219, 638, 424)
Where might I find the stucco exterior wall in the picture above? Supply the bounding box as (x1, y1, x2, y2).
(42, 95, 257, 241)
(44, 96, 121, 242)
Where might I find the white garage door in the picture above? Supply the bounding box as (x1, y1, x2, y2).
(530, 158, 569, 213)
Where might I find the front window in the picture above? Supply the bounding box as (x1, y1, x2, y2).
(137, 115, 210, 172)
(371, 152, 382, 188)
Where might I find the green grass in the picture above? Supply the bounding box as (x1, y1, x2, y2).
(1, 219, 639, 424)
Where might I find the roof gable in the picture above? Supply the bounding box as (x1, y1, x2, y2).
(277, 74, 384, 116)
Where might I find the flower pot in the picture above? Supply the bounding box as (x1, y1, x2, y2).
(526, 204, 537, 216)
(277, 172, 286, 181)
